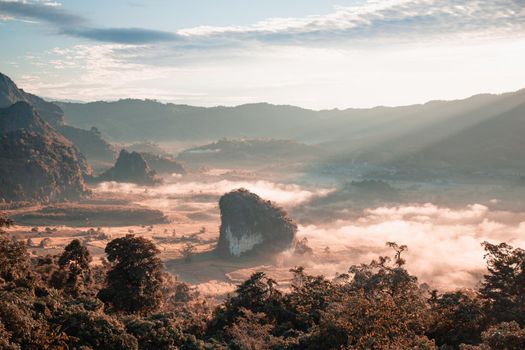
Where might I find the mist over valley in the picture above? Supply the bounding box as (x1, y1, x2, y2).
(2, 1, 525, 347)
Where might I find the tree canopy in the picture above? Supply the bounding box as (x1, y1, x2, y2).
(0, 213, 525, 349)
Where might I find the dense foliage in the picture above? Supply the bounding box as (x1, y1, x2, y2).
(98, 235, 165, 314)
(2, 214, 525, 349)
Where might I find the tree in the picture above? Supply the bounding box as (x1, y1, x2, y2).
(51, 239, 93, 297)
(125, 313, 184, 350)
(479, 242, 525, 325)
(225, 308, 284, 350)
(0, 235, 33, 287)
(229, 272, 281, 315)
(285, 267, 338, 330)
(0, 322, 18, 350)
(0, 289, 69, 349)
(55, 302, 139, 350)
(179, 243, 195, 263)
(310, 289, 436, 349)
(0, 216, 68, 349)
(306, 242, 434, 349)
(58, 239, 91, 271)
(428, 290, 485, 347)
(478, 321, 525, 350)
(98, 235, 164, 314)
(210, 272, 285, 334)
(0, 215, 13, 235)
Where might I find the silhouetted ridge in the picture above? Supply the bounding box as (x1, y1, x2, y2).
(98, 150, 160, 185)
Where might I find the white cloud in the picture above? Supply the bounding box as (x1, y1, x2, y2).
(7, 0, 525, 108)
(174, 0, 525, 45)
(3, 0, 524, 45)
(38, 1, 62, 7)
(16, 35, 525, 109)
(298, 203, 525, 289)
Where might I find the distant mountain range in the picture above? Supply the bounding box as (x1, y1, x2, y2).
(57, 88, 525, 174)
(57, 99, 319, 143)
(3, 70, 525, 177)
(177, 138, 323, 168)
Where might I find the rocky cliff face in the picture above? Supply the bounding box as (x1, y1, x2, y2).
(98, 150, 160, 185)
(0, 102, 89, 202)
(217, 188, 297, 258)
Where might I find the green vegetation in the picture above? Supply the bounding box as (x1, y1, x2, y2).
(1, 214, 525, 349)
(99, 235, 164, 314)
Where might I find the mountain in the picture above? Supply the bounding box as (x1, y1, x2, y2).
(0, 73, 64, 126)
(176, 138, 323, 168)
(0, 102, 89, 202)
(9, 71, 524, 175)
(97, 150, 160, 185)
(321, 89, 525, 165)
(57, 89, 525, 176)
(139, 152, 186, 175)
(59, 125, 115, 164)
(314, 89, 525, 176)
(0, 72, 115, 164)
(58, 99, 319, 142)
(411, 96, 525, 173)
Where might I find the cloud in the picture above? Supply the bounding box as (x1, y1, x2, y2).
(297, 203, 525, 289)
(15, 35, 525, 109)
(1, 0, 524, 45)
(0, 0, 179, 44)
(0, 0, 83, 26)
(63, 27, 182, 44)
(180, 0, 525, 47)
(88, 176, 525, 293)
(6, 0, 525, 108)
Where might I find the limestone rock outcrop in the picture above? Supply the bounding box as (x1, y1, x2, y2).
(98, 150, 160, 185)
(217, 188, 297, 258)
(0, 102, 89, 202)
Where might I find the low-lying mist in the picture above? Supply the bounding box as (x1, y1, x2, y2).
(94, 177, 525, 293)
(96, 179, 332, 206)
(296, 203, 525, 290)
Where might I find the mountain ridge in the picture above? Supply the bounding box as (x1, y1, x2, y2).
(0, 102, 89, 202)
(0, 72, 116, 164)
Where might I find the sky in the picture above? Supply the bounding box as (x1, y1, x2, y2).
(1, 0, 525, 109)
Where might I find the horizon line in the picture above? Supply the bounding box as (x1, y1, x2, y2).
(46, 86, 524, 112)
